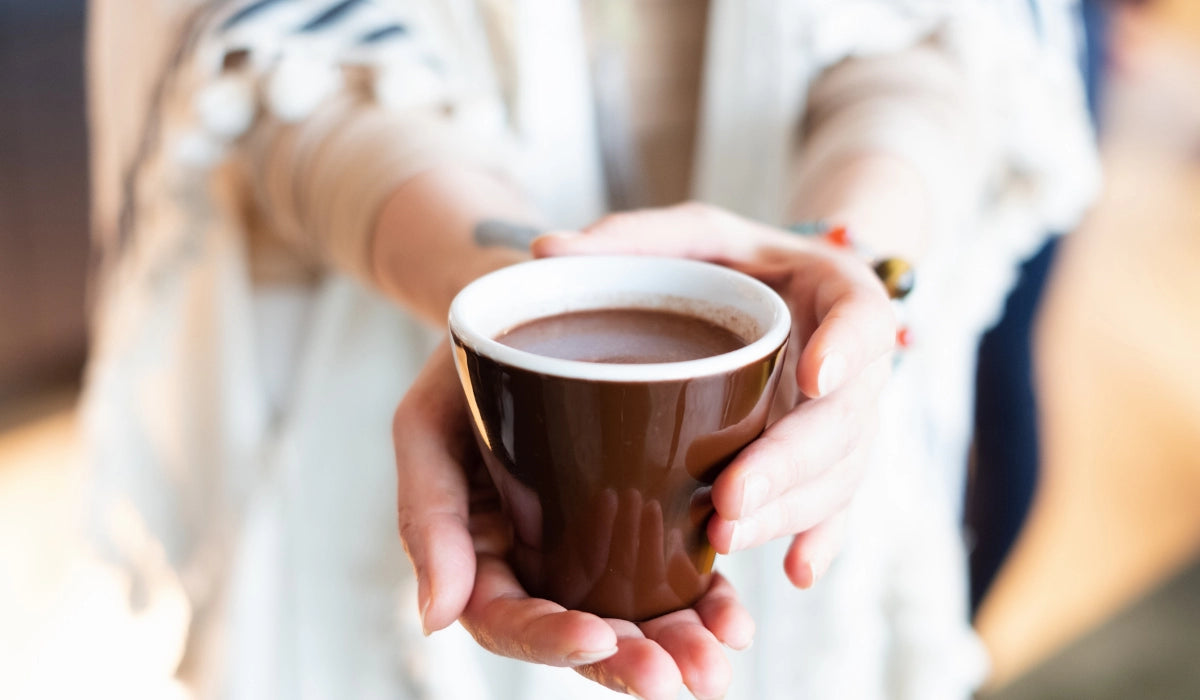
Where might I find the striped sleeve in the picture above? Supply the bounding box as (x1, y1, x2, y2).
(173, 0, 512, 281)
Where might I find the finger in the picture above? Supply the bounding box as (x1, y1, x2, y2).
(709, 440, 870, 554)
(460, 554, 618, 666)
(711, 356, 889, 521)
(692, 572, 755, 650)
(784, 507, 851, 589)
(639, 609, 731, 700)
(393, 347, 478, 634)
(576, 620, 684, 700)
(530, 202, 770, 262)
(533, 205, 895, 400)
(792, 253, 896, 399)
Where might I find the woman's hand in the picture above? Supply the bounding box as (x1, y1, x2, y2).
(531, 202, 897, 588)
(392, 201, 895, 699)
(394, 347, 754, 700)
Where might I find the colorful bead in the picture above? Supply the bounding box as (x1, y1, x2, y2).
(787, 223, 917, 349)
(873, 257, 914, 300)
(824, 226, 852, 249)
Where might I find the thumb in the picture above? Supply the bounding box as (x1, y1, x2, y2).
(393, 347, 478, 634)
(529, 230, 585, 258)
(531, 203, 762, 262)
(793, 256, 896, 399)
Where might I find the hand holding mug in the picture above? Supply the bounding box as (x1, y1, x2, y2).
(393, 202, 896, 699)
(531, 202, 897, 588)
(394, 347, 753, 700)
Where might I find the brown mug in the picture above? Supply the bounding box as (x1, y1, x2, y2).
(449, 256, 790, 621)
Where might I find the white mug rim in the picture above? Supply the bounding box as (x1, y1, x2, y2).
(448, 256, 792, 382)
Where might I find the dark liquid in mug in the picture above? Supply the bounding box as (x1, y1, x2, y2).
(496, 308, 747, 363)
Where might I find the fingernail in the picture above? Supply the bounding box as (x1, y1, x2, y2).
(420, 595, 432, 636)
(740, 474, 769, 517)
(726, 631, 754, 651)
(536, 230, 581, 243)
(729, 520, 755, 552)
(530, 231, 581, 257)
(817, 352, 847, 396)
(566, 647, 618, 666)
(797, 562, 816, 590)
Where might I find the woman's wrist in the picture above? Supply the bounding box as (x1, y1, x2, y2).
(789, 152, 932, 266)
(370, 166, 543, 326)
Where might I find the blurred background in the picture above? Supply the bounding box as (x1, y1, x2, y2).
(1, 0, 1198, 697)
(0, 0, 89, 410)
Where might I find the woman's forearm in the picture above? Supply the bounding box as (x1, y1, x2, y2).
(241, 83, 539, 324)
(789, 43, 976, 264)
(369, 165, 545, 327)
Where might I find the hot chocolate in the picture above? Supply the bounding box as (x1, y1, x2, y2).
(496, 308, 747, 364)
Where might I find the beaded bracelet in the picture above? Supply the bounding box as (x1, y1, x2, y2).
(786, 221, 914, 350)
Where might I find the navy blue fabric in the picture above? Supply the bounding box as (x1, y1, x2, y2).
(969, 238, 1060, 613)
(967, 0, 1108, 614)
(1081, 0, 1111, 123)
(359, 23, 409, 44)
(220, 0, 288, 30)
(299, 0, 366, 32)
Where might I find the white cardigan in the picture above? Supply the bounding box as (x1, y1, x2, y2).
(81, 1, 1098, 698)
